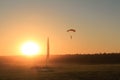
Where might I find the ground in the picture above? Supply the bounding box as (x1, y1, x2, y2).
(0, 63, 120, 80)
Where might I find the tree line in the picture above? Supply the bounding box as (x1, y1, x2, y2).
(49, 53, 120, 64)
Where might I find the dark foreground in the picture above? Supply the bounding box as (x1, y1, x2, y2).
(0, 63, 120, 80)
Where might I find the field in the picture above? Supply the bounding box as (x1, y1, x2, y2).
(0, 61, 120, 80)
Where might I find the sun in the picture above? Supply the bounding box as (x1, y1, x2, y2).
(21, 41, 40, 56)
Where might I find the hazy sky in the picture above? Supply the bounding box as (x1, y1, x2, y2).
(0, 0, 120, 55)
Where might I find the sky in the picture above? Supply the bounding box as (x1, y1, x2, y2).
(0, 0, 120, 55)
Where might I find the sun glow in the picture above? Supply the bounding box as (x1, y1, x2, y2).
(21, 41, 41, 56)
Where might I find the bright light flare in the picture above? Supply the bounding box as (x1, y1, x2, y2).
(21, 41, 40, 56)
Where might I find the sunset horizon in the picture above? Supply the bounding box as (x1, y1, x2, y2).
(0, 0, 120, 56)
(0, 1, 120, 80)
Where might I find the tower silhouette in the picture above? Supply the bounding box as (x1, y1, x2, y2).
(46, 37, 49, 67)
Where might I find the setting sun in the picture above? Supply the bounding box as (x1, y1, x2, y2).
(21, 41, 41, 56)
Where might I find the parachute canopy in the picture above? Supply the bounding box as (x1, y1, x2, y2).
(67, 29, 76, 32)
(67, 29, 76, 39)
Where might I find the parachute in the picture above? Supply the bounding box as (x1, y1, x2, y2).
(67, 29, 76, 32)
(67, 29, 76, 39)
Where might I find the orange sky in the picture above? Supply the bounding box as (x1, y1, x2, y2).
(0, 0, 120, 56)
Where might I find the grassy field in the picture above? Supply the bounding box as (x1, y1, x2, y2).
(0, 62, 120, 80)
